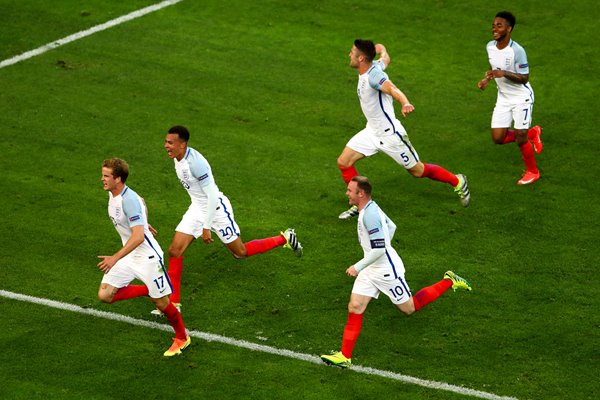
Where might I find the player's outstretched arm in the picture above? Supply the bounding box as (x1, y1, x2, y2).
(381, 80, 414, 117)
(375, 43, 390, 67)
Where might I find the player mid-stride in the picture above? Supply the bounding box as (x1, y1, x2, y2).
(321, 176, 471, 368)
(97, 158, 190, 357)
(337, 39, 470, 220)
(155, 125, 303, 315)
(478, 11, 543, 185)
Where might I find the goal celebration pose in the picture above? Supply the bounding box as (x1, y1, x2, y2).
(159, 125, 303, 314)
(477, 11, 543, 185)
(337, 39, 470, 220)
(97, 158, 190, 357)
(321, 176, 472, 368)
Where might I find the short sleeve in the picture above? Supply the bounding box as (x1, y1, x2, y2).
(367, 62, 388, 90)
(122, 194, 145, 228)
(362, 206, 386, 249)
(188, 152, 214, 188)
(514, 45, 529, 74)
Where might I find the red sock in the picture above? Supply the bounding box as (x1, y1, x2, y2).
(527, 126, 538, 140)
(168, 256, 183, 304)
(163, 302, 187, 340)
(244, 235, 287, 257)
(412, 279, 452, 311)
(111, 285, 148, 303)
(503, 130, 516, 144)
(340, 312, 364, 359)
(339, 165, 359, 185)
(422, 163, 459, 187)
(519, 142, 538, 173)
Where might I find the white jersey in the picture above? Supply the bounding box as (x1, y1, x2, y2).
(174, 147, 223, 208)
(357, 200, 405, 278)
(357, 60, 404, 136)
(486, 39, 534, 104)
(108, 186, 163, 261)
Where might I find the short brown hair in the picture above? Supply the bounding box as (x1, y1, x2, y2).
(102, 158, 129, 183)
(354, 39, 376, 62)
(351, 175, 372, 195)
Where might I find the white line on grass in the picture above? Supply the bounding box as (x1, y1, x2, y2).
(1, 289, 517, 400)
(0, 0, 184, 69)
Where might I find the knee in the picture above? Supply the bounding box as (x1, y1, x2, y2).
(400, 307, 415, 316)
(98, 290, 112, 304)
(152, 296, 169, 311)
(168, 245, 183, 259)
(408, 168, 422, 178)
(230, 245, 248, 259)
(397, 299, 416, 315)
(337, 156, 353, 170)
(408, 162, 424, 178)
(515, 130, 528, 144)
(492, 137, 504, 145)
(348, 301, 365, 315)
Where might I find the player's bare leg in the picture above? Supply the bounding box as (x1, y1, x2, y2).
(491, 127, 510, 144)
(226, 237, 248, 259)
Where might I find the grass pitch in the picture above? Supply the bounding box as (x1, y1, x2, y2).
(0, 1, 598, 399)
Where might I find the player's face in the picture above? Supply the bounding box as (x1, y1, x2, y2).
(492, 17, 512, 41)
(346, 181, 362, 205)
(349, 46, 362, 69)
(164, 133, 186, 161)
(101, 167, 118, 192)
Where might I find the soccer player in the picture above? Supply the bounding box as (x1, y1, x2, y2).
(321, 176, 472, 368)
(160, 125, 303, 313)
(97, 158, 190, 357)
(477, 11, 543, 185)
(337, 39, 470, 220)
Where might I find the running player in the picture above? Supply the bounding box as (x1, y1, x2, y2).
(321, 176, 472, 368)
(159, 125, 303, 313)
(477, 11, 543, 185)
(338, 39, 470, 220)
(98, 158, 190, 357)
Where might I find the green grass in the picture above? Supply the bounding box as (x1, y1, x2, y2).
(0, 0, 599, 399)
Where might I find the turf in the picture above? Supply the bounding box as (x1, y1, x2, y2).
(0, 0, 598, 399)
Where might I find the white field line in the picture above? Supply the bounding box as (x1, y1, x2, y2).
(0, 0, 184, 69)
(1, 289, 517, 400)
